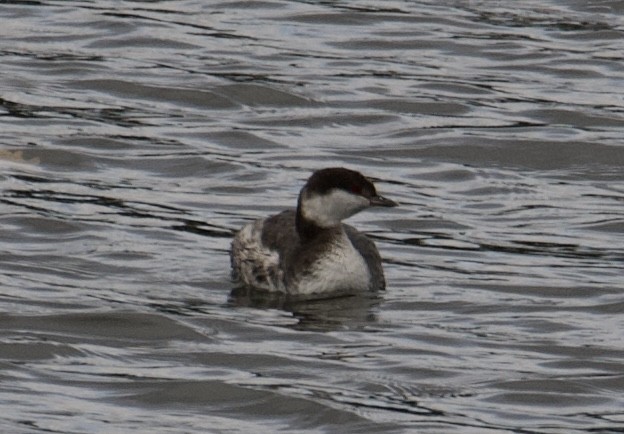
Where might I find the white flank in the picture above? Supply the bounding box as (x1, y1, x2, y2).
(231, 219, 284, 292)
(292, 230, 371, 295)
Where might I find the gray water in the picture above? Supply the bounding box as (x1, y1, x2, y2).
(1, 1, 624, 433)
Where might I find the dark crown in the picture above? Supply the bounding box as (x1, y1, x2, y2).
(304, 167, 376, 198)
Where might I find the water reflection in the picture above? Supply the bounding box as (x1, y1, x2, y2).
(229, 287, 383, 331)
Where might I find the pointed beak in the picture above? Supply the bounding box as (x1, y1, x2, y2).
(369, 195, 398, 207)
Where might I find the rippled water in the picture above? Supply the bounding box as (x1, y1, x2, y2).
(1, 1, 624, 433)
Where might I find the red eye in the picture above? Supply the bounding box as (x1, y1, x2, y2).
(350, 185, 362, 195)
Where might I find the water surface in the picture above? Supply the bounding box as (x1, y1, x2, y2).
(1, 1, 623, 433)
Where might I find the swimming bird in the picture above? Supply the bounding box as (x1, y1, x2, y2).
(231, 167, 397, 296)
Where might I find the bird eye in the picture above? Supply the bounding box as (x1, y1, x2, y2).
(350, 185, 362, 195)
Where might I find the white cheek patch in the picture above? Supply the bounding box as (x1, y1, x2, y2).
(302, 189, 369, 227)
